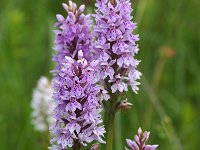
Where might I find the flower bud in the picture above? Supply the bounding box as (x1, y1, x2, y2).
(56, 14, 65, 22)
(78, 5, 85, 13)
(62, 3, 68, 11)
(90, 143, 100, 150)
(118, 99, 133, 111)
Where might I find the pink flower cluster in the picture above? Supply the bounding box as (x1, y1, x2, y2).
(93, 0, 142, 94)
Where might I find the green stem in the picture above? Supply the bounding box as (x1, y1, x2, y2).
(106, 96, 117, 150)
(106, 111, 115, 150)
(72, 140, 81, 150)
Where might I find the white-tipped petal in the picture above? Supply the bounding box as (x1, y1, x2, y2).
(62, 3, 68, 11)
(68, 0, 73, 7)
(78, 5, 85, 13)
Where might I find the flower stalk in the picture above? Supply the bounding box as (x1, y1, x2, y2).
(72, 140, 81, 150)
(106, 95, 117, 150)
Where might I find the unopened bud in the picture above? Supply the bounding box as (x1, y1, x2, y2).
(68, 0, 73, 7)
(68, 1, 73, 12)
(138, 127, 143, 136)
(118, 99, 133, 111)
(78, 5, 85, 13)
(72, 3, 77, 11)
(62, 3, 68, 11)
(90, 143, 100, 150)
(56, 14, 65, 22)
(78, 50, 83, 60)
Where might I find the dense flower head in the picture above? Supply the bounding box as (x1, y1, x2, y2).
(93, 0, 142, 94)
(31, 76, 55, 132)
(53, 0, 92, 70)
(50, 51, 106, 149)
(50, 2, 107, 149)
(126, 127, 158, 150)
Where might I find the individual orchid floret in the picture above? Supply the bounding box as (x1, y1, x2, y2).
(31, 76, 55, 132)
(126, 127, 158, 150)
(93, 0, 142, 95)
(110, 74, 128, 93)
(53, 0, 92, 69)
(96, 55, 115, 80)
(97, 85, 110, 102)
(50, 51, 106, 149)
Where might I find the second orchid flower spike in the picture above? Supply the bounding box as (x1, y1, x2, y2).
(126, 128, 158, 150)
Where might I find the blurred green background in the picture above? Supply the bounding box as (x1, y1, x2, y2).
(0, 0, 199, 149)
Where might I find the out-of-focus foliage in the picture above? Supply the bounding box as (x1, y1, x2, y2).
(0, 0, 199, 149)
